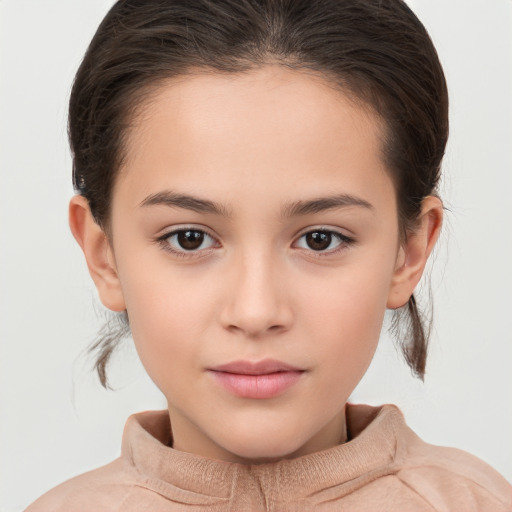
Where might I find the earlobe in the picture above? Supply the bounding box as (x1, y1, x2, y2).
(387, 196, 443, 309)
(68, 195, 126, 312)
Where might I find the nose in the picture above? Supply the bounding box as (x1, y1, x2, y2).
(219, 249, 294, 338)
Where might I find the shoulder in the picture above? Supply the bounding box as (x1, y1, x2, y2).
(392, 417, 512, 511)
(25, 457, 140, 512)
(344, 404, 511, 511)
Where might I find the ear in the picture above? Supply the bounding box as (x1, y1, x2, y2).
(68, 195, 126, 312)
(387, 196, 443, 309)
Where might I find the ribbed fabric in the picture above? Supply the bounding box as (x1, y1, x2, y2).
(26, 404, 512, 511)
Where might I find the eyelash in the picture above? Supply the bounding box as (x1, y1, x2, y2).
(293, 228, 355, 258)
(155, 226, 355, 260)
(155, 228, 220, 259)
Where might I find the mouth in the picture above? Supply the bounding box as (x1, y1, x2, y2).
(207, 359, 305, 399)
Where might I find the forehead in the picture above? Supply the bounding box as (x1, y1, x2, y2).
(116, 65, 394, 214)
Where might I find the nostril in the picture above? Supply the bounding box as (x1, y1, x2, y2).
(224, 322, 287, 337)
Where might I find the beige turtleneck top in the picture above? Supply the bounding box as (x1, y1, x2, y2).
(26, 404, 511, 511)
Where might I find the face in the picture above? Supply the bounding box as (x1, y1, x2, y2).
(107, 66, 404, 463)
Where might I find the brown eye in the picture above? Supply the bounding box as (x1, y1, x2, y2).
(160, 228, 218, 255)
(177, 230, 205, 250)
(295, 229, 353, 255)
(305, 231, 332, 251)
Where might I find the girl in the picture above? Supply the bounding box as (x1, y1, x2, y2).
(14, 0, 511, 509)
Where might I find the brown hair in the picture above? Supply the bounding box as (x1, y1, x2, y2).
(69, 0, 448, 387)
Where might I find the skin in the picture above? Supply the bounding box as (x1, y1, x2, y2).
(70, 66, 442, 464)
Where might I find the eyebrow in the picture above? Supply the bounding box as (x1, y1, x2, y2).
(140, 191, 232, 217)
(281, 194, 374, 217)
(139, 190, 374, 217)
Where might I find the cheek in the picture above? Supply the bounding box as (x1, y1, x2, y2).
(299, 260, 393, 366)
(117, 264, 217, 386)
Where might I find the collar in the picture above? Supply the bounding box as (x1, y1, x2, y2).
(121, 403, 407, 503)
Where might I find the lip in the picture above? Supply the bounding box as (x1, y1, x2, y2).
(207, 359, 305, 399)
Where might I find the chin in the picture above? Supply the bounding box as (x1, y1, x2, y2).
(218, 429, 307, 464)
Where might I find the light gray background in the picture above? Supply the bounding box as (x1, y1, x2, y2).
(1, 1, 511, 510)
